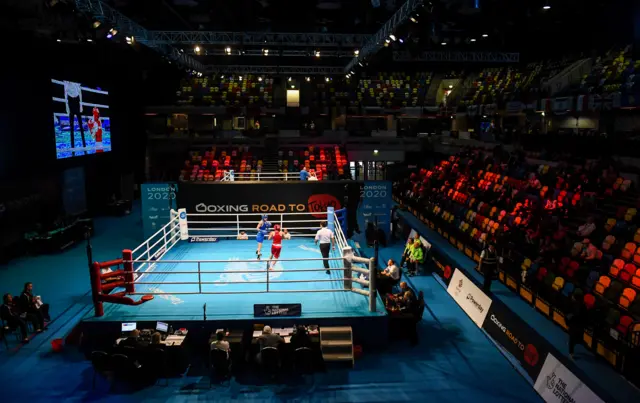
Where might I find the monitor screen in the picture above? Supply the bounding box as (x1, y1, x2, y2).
(156, 321, 168, 333)
(52, 79, 112, 159)
(121, 322, 136, 332)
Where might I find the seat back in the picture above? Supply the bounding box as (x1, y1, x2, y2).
(260, 346, 280, 373)
(91, 351, 110, 372)
(294, 347, 315, 374)
(584, 293, 596, 309)
(210, 348, 231, 376)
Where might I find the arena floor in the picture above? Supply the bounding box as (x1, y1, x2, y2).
(83, 238, 386, 322)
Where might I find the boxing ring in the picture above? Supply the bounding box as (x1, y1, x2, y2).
(221, 171, 301, 181)
(88, 208, 385, 321)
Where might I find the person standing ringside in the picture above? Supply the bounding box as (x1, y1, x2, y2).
(315, 221, 335, 275)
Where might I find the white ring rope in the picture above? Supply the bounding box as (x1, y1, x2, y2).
(121, 209, 378, 312)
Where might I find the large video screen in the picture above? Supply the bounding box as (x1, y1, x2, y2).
(52, 79, 112, 159)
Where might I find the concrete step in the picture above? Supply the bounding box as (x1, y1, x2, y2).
(322, 353, 354, 362)
(320, 326, 352, 333)
(321, 340, 352, 347)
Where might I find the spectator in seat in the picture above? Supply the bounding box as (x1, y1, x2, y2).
(408, 239, 424, 277)
(308, 170, 318, 181)
(19, 282, 49, 327)
(576, 217, 596, 238)
(386, 282, 416, 313)
(580, 239, 599, 265)
(1, 293, 41, 343)
(377, 259, 401, 294)
(290, 325, 313, 350)
(211, 330, 230, 357)
(282, 229, 291, 240)
(299, 166, 310, 181)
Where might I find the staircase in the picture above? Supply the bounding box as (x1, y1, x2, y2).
(425, 73, 444, 105)
(320, 326, 354, 367)
(262, 137, 280, 173)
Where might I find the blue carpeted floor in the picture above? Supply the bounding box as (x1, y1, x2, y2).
(398, 209, 640, 403)
(0, 205, 542, 402)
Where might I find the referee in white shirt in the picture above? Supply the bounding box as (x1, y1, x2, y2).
(315, 221, 335, 274)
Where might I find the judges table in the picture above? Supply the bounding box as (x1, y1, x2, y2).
(247, 327, 322, 367)
(115, 331, 189, 375)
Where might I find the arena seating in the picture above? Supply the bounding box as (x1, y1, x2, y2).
(578, 46, 639, 96)
(179, 146, 265, 181)
(461, 65, 541, 106)
(277, 146, 348, 180)
(353, 72, 432, 107)
(177, 75, 274, 107)
(394, 148, 640, 362)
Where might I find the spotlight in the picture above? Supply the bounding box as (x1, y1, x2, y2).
(125, 36, 134, 44)
(288, 77, 292, 82)
(410, 16, 418, 23)
(470, 38, 477, 42)
(346, 74, 351, 78)
(225, 46, 231, 55)
(315, 50, 321, 58)
(389, 34, 396, 41)
(399, 38, 404, 43)
(543, 5, 551, 10)
(325, 77, 330, 82)
(290, 85, 295, 89)
(87, 38, 93, 42)
(373, 149, 379, 155)
(263, 48, 269, 55)
(258, 76, 263, 82)
(441, 42, 447, 45)
(56, 39, 61, 43)
(106, 28, 117, 39)
(195, 45, 201, 53)
(305, 77, 311, 82)
(354, 49, 360, 56)
(482, 34, 488, 37)
(449, 85, 453, 89)
(220, 75, 224, 79)
(350, 70, 355, 75)
(385, 38, 390, 43)
(239, 75, 243, 80)
(92, 20, 101, 29)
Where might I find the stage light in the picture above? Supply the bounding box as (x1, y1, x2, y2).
(239, 76, 243, 80)
(543, 5, 550, 9)
(325, 77, 330, 82)
(346, 74, 351, 78)
(354, 49, 360, 56)
(315, 50, 321, 58)
(350, 70, 355, 75)
(288, 77, 292, 82)
(441, 42, 447, 45)
(92, 20, 101, 29)
(389, 34, 396, 41)
(195, 45, 201, 53)
(220, 75, 224, 79)
(290, 85, 295, 89)
(470, 38, 477, 42)
(106, 28, 117, 39)
(482, 34, 488, 37)
(225, 46, 232, 55)
(399, 38, 404, 43)
(56, 39, 61, 42)
(87, 38, 93, 42)
(385, 38, 390, 43)
(483, 115, 487, 118)
(305, 77, 311, 82)
(258, 76, 263, 82)
(126, 36, 134, 44)
(263, 48, 269, 55)
(449, 85, 453, 88)
(373, 149, 379, 155)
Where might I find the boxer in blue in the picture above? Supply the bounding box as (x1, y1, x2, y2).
(255, 214, 271, 260)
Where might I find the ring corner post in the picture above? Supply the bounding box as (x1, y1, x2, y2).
(368, 257, 377, 312)
(90, 261, 104, 317)
(342, 246, 354, 290)
(178, 208, 189, 240)
(122, 249, 135, 294)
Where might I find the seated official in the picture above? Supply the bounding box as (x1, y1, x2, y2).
(290, 325, 313, 350)
(150, 332, 162, 345)
(20, 282, 50, 324)
(1, 293, 42, 343)
(377, 259, 401, 294)
(283, 229, 291, 240)
(237, 231, 249, 240)
(119, 329, 148, 348)
(210, 330, 231, 357)
(385, 282, 416, 314)
(256, 326, 283, 364)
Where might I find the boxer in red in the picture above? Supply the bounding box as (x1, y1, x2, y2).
(267, 224, 285, 270)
